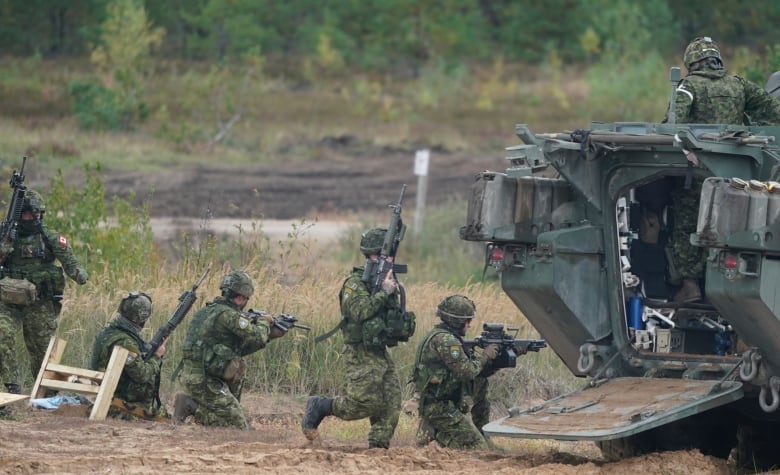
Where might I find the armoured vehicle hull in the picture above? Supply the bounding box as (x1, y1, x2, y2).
(462, 122, 780, 466)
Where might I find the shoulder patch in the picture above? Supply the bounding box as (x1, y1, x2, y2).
(238, 316, 250, 330)
(58, 235, 68, 247)
(449, 345, 461, 359)
(125, 354, 136, 364)
(345, 281, 359, 290)
(342, 287, 354, 301)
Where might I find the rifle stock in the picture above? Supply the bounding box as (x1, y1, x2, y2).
(144, 267, 210, 361)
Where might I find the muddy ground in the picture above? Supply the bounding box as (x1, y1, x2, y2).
(0, 394, 734, 475)
(99, 137, 505, 220)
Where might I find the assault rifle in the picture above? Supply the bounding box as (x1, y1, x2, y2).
(463, 323, 546, 370)
(362, 184, 408, 306)
(245, 309, 311, 333)
(144, 267, 210, 362)
(0, 157, 28, 261)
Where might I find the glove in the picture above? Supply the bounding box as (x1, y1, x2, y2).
(75, 268, 89, 285)
(401, 398, 419, 416)
(381, 272, 398, 294)
(482, 343, 500, 360)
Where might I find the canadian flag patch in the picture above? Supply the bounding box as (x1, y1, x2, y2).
(58, 235, 68, 247)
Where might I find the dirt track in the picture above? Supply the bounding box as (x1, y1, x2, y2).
(100, 138, 504, 220)
(0, 394, 732, 475)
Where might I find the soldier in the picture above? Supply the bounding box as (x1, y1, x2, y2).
(665, 36, 780, 125)
(173, 270, 287, 429)
(412, 295, 498, 449)
(302, 228, 411, 449)
(90, 292, 168, 421)
(0, 189, 88, 395)
(663, 37, 780, 302)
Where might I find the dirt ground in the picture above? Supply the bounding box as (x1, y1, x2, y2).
(0, 394, 734, 475)
(99, 137, 506, 220)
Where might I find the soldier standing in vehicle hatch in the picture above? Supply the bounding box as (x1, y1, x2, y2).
(663, 37, 780, 302)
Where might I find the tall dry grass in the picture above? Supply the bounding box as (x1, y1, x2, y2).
(40, 229, 578, 410)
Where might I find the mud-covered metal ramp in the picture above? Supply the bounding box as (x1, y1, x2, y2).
(485, 377, 743, 441)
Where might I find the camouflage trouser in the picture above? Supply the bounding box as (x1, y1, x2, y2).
(181, 372, 248, 429)
(418, 399, 487, 449)
(468, 376, 490, 432)
(0, 299, 58, 386)
(671, 181, 706, 281)
(331, 344, 401, 448)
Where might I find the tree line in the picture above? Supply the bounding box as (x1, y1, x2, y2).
(2, 0, 779, 73)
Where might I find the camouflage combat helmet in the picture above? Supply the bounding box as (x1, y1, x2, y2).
(220, 270, 254, 298)
(22, 189, 46, 214)
(683, 36, 722, 71)
(360, 228, 387, 255)
(436, 294, 476, 327)
(119, 291, 153, 326)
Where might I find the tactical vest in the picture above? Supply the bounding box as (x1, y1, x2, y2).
(3, 232, 64, 298)
(338, 268, 415, 348)
(413, 326, 464, 401)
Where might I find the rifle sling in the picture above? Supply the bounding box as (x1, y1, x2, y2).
(314, 316, 345, 343)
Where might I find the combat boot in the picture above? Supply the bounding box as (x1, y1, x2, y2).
(5, 383, 21, 394)
(301, 396, 333, 440)
(673, 279, 702, 303)
(172, 392, 198, 424)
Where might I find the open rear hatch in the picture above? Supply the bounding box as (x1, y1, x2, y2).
(485, 377, 743, 441)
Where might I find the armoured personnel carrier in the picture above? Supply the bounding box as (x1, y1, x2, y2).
(461, 82, 780, 467)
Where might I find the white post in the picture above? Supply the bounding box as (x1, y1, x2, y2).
(413, 149, 430, 239)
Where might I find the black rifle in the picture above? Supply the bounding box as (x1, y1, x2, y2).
(0, 157, 27, 263)
(362, 184, 408, 307)
(144, 267, 210, 362)
(463, 323, 546, 370)
(245, 309, 311, 333)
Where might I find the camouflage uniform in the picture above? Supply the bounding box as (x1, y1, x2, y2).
(662, 38, 780, 298)
(0, 200, 87, 391)
(331, 266, 403, 448)
(89, 315, 167, 420)
(670, 180, 706, 281)
(178, 295, 272, 429)
(414, 323, 492, 449)
(668, 69, 780, 125)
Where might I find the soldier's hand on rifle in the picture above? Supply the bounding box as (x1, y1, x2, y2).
(154, 338, 167, 358)
(482, 343, 500, 360)
(269, 324, 287, 339)
(381, 270, 398, 294)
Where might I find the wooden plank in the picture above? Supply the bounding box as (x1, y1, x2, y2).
(39, 379, 100, 394)
(90, 345, 129, 420)
(45, 363, 104, 381)
(30, 337, 67, 400)
(0, 393, 29, 407)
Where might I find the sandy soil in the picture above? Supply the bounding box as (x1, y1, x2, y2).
(0, 394, 733, 475)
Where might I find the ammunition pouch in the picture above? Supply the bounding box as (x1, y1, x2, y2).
(203, 344, 234, 379)
(362, 309, 416, 348)
(222, 356, 246, 382)
(0, 277, 37, 305)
